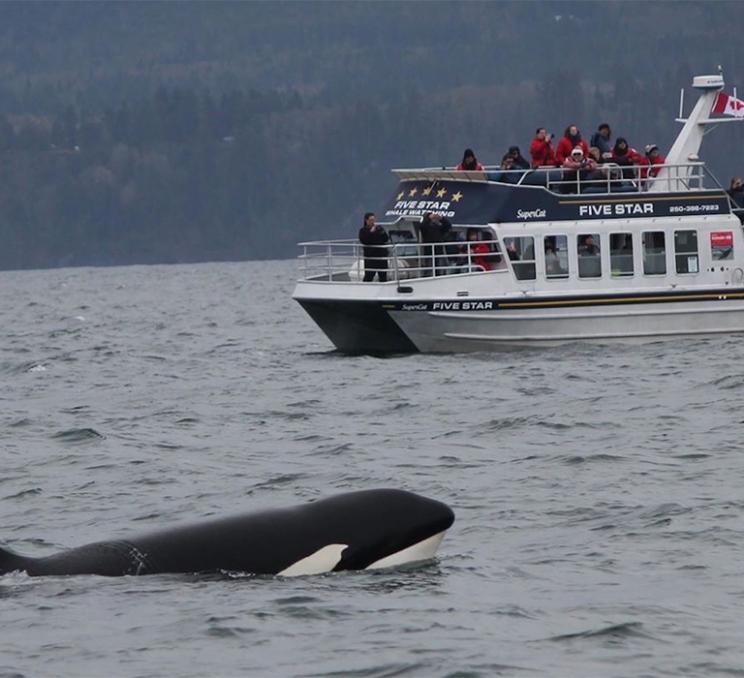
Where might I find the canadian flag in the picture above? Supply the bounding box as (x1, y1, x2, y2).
(712, 92, 744, 118)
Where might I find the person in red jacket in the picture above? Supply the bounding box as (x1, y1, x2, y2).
(555, 125, 590, 166)
(465, 228, 496, 271)
(456, 148, 484, 171)
(529, 128, 555, 167)
(643, 144, 666, 177)
(560, 146, 597, 193)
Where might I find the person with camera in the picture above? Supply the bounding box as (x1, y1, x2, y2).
(529, 128, 555, 168)
(358, 212, 389, 282)
(420, 212, 453, 276)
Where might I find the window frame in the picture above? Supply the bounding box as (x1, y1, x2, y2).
(609, 232, 634, 277)
(504, 235, 537, 281)
(544, 234, 569, 280)
(577, 233, 602, 279)
(641, 230, 667, 276)
(674, 229, 699, 275)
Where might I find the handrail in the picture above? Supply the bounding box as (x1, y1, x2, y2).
(391, 161, 724, 195)
(298, 239, 508, 283)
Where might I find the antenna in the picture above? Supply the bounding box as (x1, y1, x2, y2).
(678, 88, 684, 119)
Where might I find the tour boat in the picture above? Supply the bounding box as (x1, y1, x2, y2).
(293, 74, 744, 353)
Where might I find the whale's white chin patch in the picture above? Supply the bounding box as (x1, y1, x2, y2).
(278, 544, 349, 577)
(365, 530, 446, 571)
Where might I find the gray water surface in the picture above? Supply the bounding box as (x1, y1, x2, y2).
(1, 260, 743, 677)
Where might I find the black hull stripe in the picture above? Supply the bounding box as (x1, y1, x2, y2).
(500, 291, 744, 310)
(382, 288, 744, 312)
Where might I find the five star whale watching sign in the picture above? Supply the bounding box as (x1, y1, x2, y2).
(384, 182, 465, 219)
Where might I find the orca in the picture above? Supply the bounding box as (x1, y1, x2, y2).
(0, 489, 454, 577)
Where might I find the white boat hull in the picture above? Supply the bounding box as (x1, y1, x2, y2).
(296, 285, 744, 353)
(388, 299, 744, 352)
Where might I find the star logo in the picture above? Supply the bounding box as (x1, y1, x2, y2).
(422, 185, 433, 196)
(451, 191, 464, 202)
(408, 186, 418, 197)
(396, 191, 405, 200)
(436, 187, 448, 198)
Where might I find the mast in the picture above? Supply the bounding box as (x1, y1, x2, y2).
(647, 73, 724, 193)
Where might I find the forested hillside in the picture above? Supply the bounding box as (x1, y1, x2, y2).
(0, 1, 742, 269)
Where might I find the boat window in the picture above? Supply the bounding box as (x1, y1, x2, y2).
(674, 230, 699, 274)
(610, 233, 634, 276)
(642, 231, 666, 275)
(710, 231, 734, 261)
(544, 235, 569, 279)
(505, 236, 536, 280)
(577, 233, 601, 278)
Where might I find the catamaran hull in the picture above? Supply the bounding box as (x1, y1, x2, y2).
(297, 299, 418, 354)
(296, 293, 744, 353)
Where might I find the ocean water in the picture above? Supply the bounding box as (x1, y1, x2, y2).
(1, 259, 744, 678)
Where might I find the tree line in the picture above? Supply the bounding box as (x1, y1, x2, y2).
(1, 70, 742, 271)
(0, 2, 742, 270)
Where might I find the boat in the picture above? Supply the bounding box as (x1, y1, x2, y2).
(293, 73, 744, 354)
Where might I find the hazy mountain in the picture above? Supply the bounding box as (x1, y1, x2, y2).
(0, 1, 742, 269)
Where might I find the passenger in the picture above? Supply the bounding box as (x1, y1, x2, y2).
(579, 234, 599, 255)
(358, 212, 389, 282)
(643, 144, 666, 178)
(561, 146, 597, 193)
(611, 137, 644, 179)
(555, 125, 590, 166)
(590, 123, 612, 156)
(500, 153, 515, 170)
(456, 148, 484, 171)
(544, 237, 561, 275)
(507, 145, 531, 170)
(584, 147, 605, 189)
(529, 128, 555, 168)
(505, 238, 520, 261)
(420, 212, 453, 275)
(465, 228, 495, 272)
(729, 177, 744, 207)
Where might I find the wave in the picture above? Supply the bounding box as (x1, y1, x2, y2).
(548, 621, 650, 642)
(51, 428, 105, 443)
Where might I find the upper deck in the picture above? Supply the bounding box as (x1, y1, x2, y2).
(382, 162, 737, 226)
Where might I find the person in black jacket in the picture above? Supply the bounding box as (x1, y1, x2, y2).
(420, 212, 453, 276)
(507, 146, 530, 170)
(728, 177, 744, 208)
(358, 212, 389, 282)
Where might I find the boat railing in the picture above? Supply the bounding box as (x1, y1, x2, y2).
(297, 239, 508, 283)
(392, 161, 721, 195)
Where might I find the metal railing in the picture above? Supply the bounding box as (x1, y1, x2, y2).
(392, 161, 720, 195)
(546, 162, 709, 194)
(298, 239, 507, 283)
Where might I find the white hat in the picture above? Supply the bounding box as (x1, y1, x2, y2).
(645, 144, 659, 154)
(571, 147, 584, 157)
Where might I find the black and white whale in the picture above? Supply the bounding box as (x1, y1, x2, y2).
(0, 489, 454, 577)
